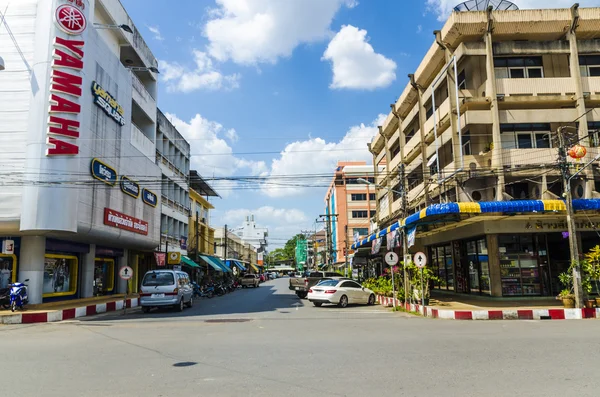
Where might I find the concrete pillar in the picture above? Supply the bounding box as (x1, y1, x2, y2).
(484, 31, 506, 201)
(18, 236, 46, 304)
(116, 249, 129, 294)
(80, 244, 96, 298)
(486, 234, 502, 297)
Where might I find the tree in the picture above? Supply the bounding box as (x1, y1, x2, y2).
(283, 234, 305, 261)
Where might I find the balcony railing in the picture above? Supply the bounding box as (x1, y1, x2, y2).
(156, 151, 187, 180)
(495, 77, 575, 97)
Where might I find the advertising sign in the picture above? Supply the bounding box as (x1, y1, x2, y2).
(103, 208, 149, 235)
(142, 189, 158, 207)
(120, 176, 140, 198)
(154, 252, 166, 267)
(168, 252, 181, 265)
(91, 81, 125, 126)
(91, 158, 117, 186)
(179, 236, 187, 250)
(407, 226, 416, 248)
(1, 240, 14, 255)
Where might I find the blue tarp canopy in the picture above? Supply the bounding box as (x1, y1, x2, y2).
(226, 260, 246, 271)
(351, 199, 600, 250)
(200, 255, 225, 272)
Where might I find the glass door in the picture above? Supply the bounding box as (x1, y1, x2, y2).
(498, 235, 541, 296)
(466, 241, 480, 293)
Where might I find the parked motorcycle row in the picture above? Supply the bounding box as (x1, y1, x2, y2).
(191, 279, 241, 299)
(0, 279, 29, 312)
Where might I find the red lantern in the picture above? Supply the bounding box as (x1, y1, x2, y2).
(568, 144, 587, 159)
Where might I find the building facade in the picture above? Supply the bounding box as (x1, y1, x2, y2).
(156, 110, 190, 257)
(0, 0, 161, 302)
(358, 5, 600, 298)
(187, 171, 221, 259)
(324, 162, 383, 265)
(214, 227, 259, 273)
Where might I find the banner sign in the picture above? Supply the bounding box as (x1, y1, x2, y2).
(154, 252, 166, 267)
(371, 237, 382, 255)
(120, 176, 140, 198)
(407, 226, 416, 248)
(103, 208, 148, 235)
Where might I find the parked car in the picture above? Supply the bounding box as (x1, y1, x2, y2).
(289, 271, 344, 299)
(241, 274, 260, 288)
(139, 270, 194, 313)
(307, 279, 375, 308)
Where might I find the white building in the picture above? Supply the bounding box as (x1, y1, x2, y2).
(232, 215, 268, 252)
(0, 0, 161, 303)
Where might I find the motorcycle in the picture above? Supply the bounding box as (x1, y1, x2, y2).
(200, 283, 214, 299)
(215, 282, 227, 296)
(0, 287, 11, 309)
(9, 279, 29, 312)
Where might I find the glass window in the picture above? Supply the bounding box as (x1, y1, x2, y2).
(462, 131, 471, 155)
(43, 255, 78, 297)
(517, 133, 533, 149)
(94, 258, 115, 294)
(478, 239, 491, 295)
(466, 241, 480, 293)
(0, 254, 16, 289)
(527, 67, 543, 78)
(353, 228, 369, 236)
(589, 66, 600, 77)
(142, 272, 175, 286)
(369, 193, 376, 201)
(405, 128, 416, 144)
(351, 194, 367, 201)
(498, 235, 541, 296)
(352, 211, 368, 218)
(535, 133, 551, 148)
(457, 69, 466, 89)
(509, 68, 525, 79)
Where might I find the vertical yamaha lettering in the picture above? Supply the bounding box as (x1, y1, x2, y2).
(119, 266, 133, 315)
(414, 252, 427, 310)
(384, 252, 399, 309)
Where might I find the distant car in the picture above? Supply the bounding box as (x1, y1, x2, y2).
(307, 279, 375, 308)
(241, 274, 260, 288)
(139, 270, 194, 313)
(259, 274, 266, 282)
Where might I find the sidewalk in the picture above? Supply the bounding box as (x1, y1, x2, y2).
(0, 295, 139, 325)
(376, 292, 600, 320)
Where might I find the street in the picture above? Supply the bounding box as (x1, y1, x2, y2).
(2, 278, 600, 397)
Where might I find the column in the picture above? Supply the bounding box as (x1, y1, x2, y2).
(80, 244, 96, 298)
(486, 234, 502, 297)
(18, 236, 46, 304)
(414, 77, 430, 205)
(116, 249, 129, 294)
(484, 31, 506, 201)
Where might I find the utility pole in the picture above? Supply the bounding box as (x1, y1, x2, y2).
(195, 211, 200, 262)
(316, 213, 338, 268)
(224, 224, 228, 260)
(557, 126, 584, 307)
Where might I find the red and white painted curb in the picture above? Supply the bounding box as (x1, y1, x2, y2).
(376, 295, 600, 320)
(0, 298, 139, 325)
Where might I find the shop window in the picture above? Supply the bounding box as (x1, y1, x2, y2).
(0, 254, 17, 289)
(94, 258, 115, 295)
(465, 238, 490, 295)
(498, 235, 541, 296)
(431, 245, 453, 291)
(43, 255, 78, 298)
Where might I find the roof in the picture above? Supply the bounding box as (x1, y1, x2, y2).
(190, 170, 220, 198)
(351, 199, 600, 249)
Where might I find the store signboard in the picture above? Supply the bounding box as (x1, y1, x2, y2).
(91, 81, 125, 126)
(91, 158, 117, 186)
(154, 252, 166, 267)
(103, 208, 148, 235)
(120, 176, 140, 198)
(168, 252, 181, 265)
(2, 240, 14, 255)
(142, 189, 158, 207)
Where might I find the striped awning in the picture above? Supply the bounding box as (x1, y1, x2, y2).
(351, 199, 600, 250)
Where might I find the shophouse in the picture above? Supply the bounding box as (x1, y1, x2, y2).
(354, 4, 600, 299)
(324, 161, 384, 266)
(0, 0, 161, 302)
(214, 227, 259, 275)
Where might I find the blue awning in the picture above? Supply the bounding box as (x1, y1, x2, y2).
(199, 255, 223, 272)
(207, 255, 232, 273)
(351, 199, 600, 250)
(226, 260, 246, 271)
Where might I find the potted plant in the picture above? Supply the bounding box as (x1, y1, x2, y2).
(557, 288, 576, 308)
(557, 268, 578, 308)
(407, 262, 439, 306)
(584, 245, 600, 307)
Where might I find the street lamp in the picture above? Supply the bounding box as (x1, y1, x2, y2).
(93, 23, 134, 34)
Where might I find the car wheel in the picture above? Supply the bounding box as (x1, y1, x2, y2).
(176, 299, 184, 312)
(186, 297, 193, 308)
(142, 306, 151, 313)
(313, 302, 323, 307)
(368, 294, 375, 306)
(297, 292, 308, 299)
(338, 295, 348, 308)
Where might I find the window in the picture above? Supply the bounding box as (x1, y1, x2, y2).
(462, 131, 471, 155)
(352, 210, 368, 218)
(353, 228, 369, 236)
(494, 57, 543, 79)
(317, 279, 339, 287)
(390, 140, 400, 158)
(325, 272, 343, 277)
(351, 193, 367, 201)
(369, 210, 376, 218)
(342, 281, 361, 288)
(500, 124, 552, 149)
(369, 193, 376, 201)
(457, 69, 466, 89)
(425, 102, 433, 120)
(405, 128, 416, 144)
(43, 255, 78, 297)
(579, 55, 600, 77)
(588, 122, 600, 147)
(142, 272, 175, 286)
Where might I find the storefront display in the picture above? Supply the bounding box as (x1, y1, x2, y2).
(43, 255, 78, 297)
(0, 254, 16, 288)
(499, 235, 541, 296)
(94, 258, 115, 295)
(465, 238, 491, 295)
(430, 244, 454, 291)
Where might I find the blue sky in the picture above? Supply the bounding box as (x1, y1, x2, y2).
(121, 0, 600, 247)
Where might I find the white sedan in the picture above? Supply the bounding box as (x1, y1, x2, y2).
(307, 279, 376, 308)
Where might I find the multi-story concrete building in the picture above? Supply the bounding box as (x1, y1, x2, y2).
(354, 4, 600, 299)
(0, 0, 161, 302)
(187, 171, 220, 259)
(214, 227, 259, 274)
(156, 110, 190, 257)
(231, 215, 268, 252)
(325, 161, 384, 265)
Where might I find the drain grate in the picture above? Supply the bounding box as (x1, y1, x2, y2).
(205, 319, 252, 323)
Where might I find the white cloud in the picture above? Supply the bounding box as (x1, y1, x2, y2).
(262, 113, 386, 197)
(159, 50, 240, 93)
(224, 128, 239, 143)
(147, 25, 164, 41)
(427, 0, 600, 21)
(322, 25, 396, 90)
(203, 0, 357, 65)
(164, 112, 266, 179)
(417, 24, 422, 33)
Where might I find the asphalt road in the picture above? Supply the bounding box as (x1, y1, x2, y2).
(2, 278, 600, 397)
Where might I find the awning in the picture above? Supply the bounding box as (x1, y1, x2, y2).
(199, 255, 223, 272)
(209, 256, 232, 273)
(181, 256, 200, 268)
(249, 263, 259, 272)
(226, 260, 246, 271)
(351, 199, 600, 250)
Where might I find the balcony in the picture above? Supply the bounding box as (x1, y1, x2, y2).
(131, 123, 154, 162)
(131, 71, 156, 123)
(156, 151, 187, 181)
(501, 148, 558, 167)
(581, 77, 600, 95)
(495, 77, 575, 97)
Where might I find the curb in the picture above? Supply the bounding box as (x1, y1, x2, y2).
(0, 298, 139, 325)
(376, 295, 600, 320)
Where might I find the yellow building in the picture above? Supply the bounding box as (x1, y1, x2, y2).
(187, 171, 219, 258)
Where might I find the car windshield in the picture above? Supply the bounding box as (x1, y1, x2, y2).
(142, 272, 174, 286)
(316, 280, 339, 287)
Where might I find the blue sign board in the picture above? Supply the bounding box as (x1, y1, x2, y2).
(120, 176, 140, 198)
(142, 188, 158, 207)
(91, 158, 117, 186)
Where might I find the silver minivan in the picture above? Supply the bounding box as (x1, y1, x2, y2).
(139, 270, 193, 313)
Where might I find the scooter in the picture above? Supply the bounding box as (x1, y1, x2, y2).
(0, 287, 11, 309)
(200, 283, 214, 299)
(9, 279, 29, 312)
